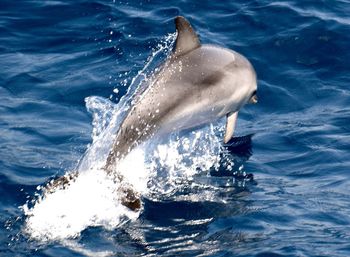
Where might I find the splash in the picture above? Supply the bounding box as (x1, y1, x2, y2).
(22, 32, 242, 242)
(146, 126, 223, 199)
(23, 168, 138, 241)
(22, 33, 178, 241)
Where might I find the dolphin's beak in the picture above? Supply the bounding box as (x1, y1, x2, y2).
(249, 94, 258, 104)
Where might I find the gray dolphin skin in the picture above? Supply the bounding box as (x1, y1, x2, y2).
(102, 16, 258, 210)
(105, 16, 257, 171)
(48, 16, 258, 211)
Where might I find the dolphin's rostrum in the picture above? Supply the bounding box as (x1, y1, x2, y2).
(48, 16, 258, 211)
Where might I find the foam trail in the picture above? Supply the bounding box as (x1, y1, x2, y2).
(23, 168, 138, 241)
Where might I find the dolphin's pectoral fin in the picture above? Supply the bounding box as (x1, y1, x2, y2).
(121, 188, 141, 211)
(119, 182, 141, 211)
(224, 111, 238, 144)
(173, 16, 201, 57)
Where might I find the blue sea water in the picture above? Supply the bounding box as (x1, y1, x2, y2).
(1, 0, 350, 256)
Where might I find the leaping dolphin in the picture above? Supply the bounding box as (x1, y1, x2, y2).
(106, 16, 257, 169)
(49, 16, 258, 211)
(104, 16, 257, 209)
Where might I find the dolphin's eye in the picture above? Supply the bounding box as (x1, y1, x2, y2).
(249, 90, 258, 104)
(251, 90, 257, 97)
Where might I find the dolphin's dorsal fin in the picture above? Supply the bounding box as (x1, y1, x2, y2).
(173, 16, 200, 57)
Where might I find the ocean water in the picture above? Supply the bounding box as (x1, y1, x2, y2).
(1, 0, 350, 256)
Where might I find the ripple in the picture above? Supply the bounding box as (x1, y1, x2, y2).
(1, 0, 350, 256)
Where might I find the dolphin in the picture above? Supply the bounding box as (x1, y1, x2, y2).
(48, 16, 258, 211)
(103, 16, 257, 209)
(105, 16, 257, 169)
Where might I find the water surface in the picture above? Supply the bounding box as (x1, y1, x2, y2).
(1, 0, 350, 256)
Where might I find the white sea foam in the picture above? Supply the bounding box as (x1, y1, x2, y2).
(23, 167, 138, 241)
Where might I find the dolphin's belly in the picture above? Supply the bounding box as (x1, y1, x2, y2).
(158, 96, 225, 133)
(109, 86, 217, 162)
